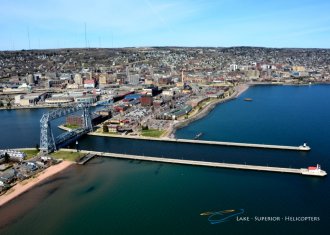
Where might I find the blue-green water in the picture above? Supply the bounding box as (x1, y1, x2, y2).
(0, 85, 329, 234)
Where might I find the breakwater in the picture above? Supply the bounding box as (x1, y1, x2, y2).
(64, 149, 326, 177)
(87, 133, 310, 151)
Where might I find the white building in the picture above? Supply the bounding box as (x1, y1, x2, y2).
(14, 95, 24, 104)
(128, 74, 140, 85)
(0, 150, 26, 162)
(230, 64, 238, 71)
(74, 74, 83, 85)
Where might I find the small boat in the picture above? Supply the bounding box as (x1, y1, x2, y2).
(194, 132, 203, 140)
(244, 98, 253, 101)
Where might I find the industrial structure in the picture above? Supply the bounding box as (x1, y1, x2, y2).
(40, 104, 92, 153)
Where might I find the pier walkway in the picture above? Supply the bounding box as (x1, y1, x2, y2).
(88, 133, 311, 151)
(173, 139, 310, 151)
(77, 153, 96, 165)
(73, 150, 326, 177)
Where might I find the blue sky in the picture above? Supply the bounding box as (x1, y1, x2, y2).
(1, 0, 330, 50)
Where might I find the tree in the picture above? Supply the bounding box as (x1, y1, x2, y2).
(103, 124, 109, 133)
(4, 152, 10, 163)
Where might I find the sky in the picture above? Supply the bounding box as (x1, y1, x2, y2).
(1, 0, 330, 50)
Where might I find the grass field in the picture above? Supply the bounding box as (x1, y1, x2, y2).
(20, 149, 39, 159)
(141, 129, 165, 138)
(64, 124, 81, 129)
(50, 151, 85, 162)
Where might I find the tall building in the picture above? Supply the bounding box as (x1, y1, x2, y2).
(246, 70, 260, 79)
(27, 74, 34, 85)
(230, 64, 238, 71)
(74, 74, 83, 85)
(99, 74, 109, 85)
(292, 66, 305, 72)
(140, 95, 153, 107)
(128, 74, 140, 85)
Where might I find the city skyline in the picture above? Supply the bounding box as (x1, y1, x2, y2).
(1, 0, 330, 50)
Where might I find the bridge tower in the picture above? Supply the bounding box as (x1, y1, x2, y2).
(40, 113, 56, 154)
(83, 106, 93, 131)
(40, 104, 92, 154)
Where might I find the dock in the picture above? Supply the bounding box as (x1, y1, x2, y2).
(77, 153, 96, 165)
(74, 150, 326, 177)
(88, 133, 311, 151)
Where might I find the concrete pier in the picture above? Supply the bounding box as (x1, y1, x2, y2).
(77, 153, 96, 165)
(174, 138, 311, 151)
(88, 133, 311, 151)
(73, 150, 326, 177)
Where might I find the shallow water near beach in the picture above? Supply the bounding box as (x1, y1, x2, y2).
(0, 85, 330, 234)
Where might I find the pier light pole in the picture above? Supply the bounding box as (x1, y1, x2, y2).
(76, 140, 79, 152)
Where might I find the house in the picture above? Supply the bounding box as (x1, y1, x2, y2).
(0, 169, 17, 184)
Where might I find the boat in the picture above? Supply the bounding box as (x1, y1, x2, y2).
(244, 98, 253, 101)
(301, 164, 327, 176)
(194, 132, 203, 140)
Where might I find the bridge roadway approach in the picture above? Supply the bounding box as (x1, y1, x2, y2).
(88, 133, 311, 151)
(66, 149, 326, 177)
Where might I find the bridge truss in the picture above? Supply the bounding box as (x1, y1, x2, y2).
(40, 104, 92, 153)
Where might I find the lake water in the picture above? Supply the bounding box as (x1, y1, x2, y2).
(0, 85, 329, 234)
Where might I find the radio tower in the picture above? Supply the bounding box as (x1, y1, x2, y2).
(84, 22, 88, 48)
(27, 27, 31, 50)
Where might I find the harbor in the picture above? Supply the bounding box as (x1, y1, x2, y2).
(68, 149, 326, 177)
(1, 85, 329, 235)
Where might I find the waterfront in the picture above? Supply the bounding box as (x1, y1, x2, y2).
(0, 85, 329, 234)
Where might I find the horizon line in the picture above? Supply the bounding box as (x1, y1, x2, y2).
(1, 45, 330, 52)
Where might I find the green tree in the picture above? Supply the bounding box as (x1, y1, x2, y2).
(103, 124, 109, 133)
(4, 152, 10, 163)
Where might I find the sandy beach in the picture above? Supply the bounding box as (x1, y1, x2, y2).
(0, 161, 73, 207)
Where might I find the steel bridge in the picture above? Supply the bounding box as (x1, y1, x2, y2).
(40, 104, 92, 153)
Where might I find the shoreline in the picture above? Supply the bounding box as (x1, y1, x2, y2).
(166, 84, 250, 138)
(87, 84, 250, 140)
(0, 101, 89, 111)
(0, 161, 74, 207)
